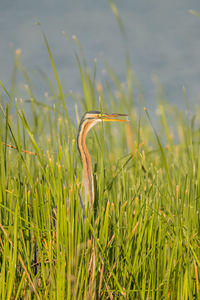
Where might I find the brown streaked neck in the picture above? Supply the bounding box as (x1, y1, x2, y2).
(77, 118, 97, 209)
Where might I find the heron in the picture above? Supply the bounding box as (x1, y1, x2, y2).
(77, 111, 128, 209)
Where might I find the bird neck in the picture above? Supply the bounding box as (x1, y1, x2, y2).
(78, 122, 95, 208)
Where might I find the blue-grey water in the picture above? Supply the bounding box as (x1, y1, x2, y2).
(0, 0, 200, 113)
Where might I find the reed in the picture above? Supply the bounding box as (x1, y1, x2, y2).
(0, 10, 200, 299)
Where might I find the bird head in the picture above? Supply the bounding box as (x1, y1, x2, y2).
(80, 111, 129, 124)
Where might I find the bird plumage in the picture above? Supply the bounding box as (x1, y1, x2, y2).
(77, 111, 128, 209)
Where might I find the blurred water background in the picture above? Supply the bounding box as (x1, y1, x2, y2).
(0, 0, 200, 114)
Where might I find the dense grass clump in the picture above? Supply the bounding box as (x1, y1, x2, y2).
(0, 31, 200, 299)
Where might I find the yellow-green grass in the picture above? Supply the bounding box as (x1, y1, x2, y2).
(0, 25, 200, 300)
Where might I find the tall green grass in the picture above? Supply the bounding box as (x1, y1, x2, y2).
(0, 10, 200, 300)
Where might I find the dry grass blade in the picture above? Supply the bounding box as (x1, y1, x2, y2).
(1, 141, 37, 156)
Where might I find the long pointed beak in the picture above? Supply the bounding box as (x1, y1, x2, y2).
(101, 113, 129, 122)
